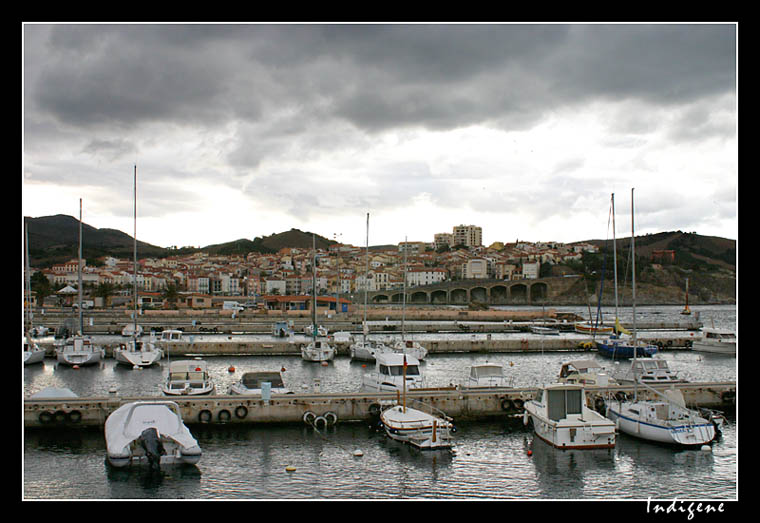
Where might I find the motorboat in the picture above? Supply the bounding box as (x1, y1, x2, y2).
(523, 382, 616, 449)
(162, 359, 215, 396)
(692, 328, 736, 355)
(531, 325, 560, 335)
(121, 323, 144, 337)
(273, 321, 294, 338)
(617, 358, 687, 385)
(595, 333, 658, 359)
(229, 371, 291, 395)
(301, 338, 336, 362)
(105, 400, 202, 468)
(392, 338, 428, 360)
(113, 336, 164, 368)
(23, 336, 46, 365)
(557, 360, 618, 386)
(55, 334, 105, 366)
(362, 352, 425, 392)
(606, 389, 717, 447)
(463, 363, 513, 388)
(380, 401, 455, 450)
(350, 338, 393, 361)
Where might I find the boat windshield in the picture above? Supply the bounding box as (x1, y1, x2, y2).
(380, 364, 420, 376)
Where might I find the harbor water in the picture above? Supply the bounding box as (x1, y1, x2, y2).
(23, 305, 738, 501)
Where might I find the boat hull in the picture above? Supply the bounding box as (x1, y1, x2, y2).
(380, 405, 453, 450)
(301, 340, 336, 362)
(113, 348, 163, 367)
(24, 349, 46, 365)
(606, 403, 716, 446)
(692, 341, 736, 355)
(596, 340, 657, 359)
(56, 350, 104, 366)
(524, 401, 616, 450)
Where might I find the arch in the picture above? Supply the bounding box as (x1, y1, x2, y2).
(450, 288, 468, 304)
(410, 291, 428, 304)
(490, 285, 508, 304)
(530, 282, 549, 302)
(372, 294, 390, 304)
(431, 289, 448, 304)
(510, 283, 528, 303)
(470, 286, 487, 303)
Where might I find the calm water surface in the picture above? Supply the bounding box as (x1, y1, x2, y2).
(23, 305, 738, 500)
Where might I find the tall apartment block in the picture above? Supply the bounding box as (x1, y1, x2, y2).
(452, 225, 482, 248)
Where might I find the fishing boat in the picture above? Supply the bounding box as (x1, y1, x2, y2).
(692, 328, 736, 355)
(23, 337, 46, 365)
(574, 322, 614, 335)
(362, 352, 425, 392)
(113, 336, 164, 368)
(162, 359, 215, 396)
(301, 235, 336, 363)
(596, 333, 658, 359)
(557, 360, 618, 386)
(229, 370, 290, 395)
(605, 189, 717, 448)
(380, 402, 455, 450)
(105, 400, 202, 468)
(391, 236, 428, 360)
(463, 363, 513, 388)
(523, 382, 616, 449)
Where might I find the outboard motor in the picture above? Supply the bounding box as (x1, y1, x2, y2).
(138, 427, 166, 469)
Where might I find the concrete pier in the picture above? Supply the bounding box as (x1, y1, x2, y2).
(24, 381, 735, 429)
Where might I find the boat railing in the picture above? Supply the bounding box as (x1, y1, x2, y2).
(392, 392, 453, 422)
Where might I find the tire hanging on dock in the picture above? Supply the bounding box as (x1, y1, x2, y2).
(234, 406, 248, 419)
(198, 410, 213, 423)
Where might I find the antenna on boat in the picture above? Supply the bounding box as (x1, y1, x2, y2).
(631, 187, 638, 402)
(133, 164, 138, 344)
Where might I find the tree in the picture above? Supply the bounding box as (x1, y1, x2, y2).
(30, 272, 53, 305)
(93, 282, 117, 308)
(162, 282, 180, 309)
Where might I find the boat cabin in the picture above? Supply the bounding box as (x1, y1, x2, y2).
(376, 353, 421, 377)
(239, 371, 286, 390)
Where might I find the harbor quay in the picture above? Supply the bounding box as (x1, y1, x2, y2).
(24, 381, 736, 429)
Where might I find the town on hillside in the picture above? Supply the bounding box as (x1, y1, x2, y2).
(26, 224, 600, 309)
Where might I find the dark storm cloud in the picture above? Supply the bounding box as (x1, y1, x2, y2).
(26, 24, 735, 135)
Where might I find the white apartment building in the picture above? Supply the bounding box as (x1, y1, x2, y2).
(406, 267, 447, 286)
(522, 261, 540, 279)
(453, 225, 482, 248)
(434, 233, 453, 250)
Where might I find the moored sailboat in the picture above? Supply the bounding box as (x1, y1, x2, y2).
(301, 234, 336, 363)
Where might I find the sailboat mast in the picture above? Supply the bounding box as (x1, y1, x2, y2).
(401, 236, 407, 342)
(312, 234, 317, 342)
(133, 165, 138, 339)
(24, 222, 32, 336)
(363, 213, 369, 343)
(631, 188, 637, 400)
(78, 198, 83, 334)
(612, 193, 619, 322)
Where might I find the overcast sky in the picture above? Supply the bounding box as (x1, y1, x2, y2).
(22, 23, 737, 249)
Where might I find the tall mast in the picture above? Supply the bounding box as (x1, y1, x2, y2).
(312, 234, 317, 341)
(133, 165, 138, 340)
(611, 193, 619, 323)
(24, 222, 32, 336)
(363, 213, 369, 343)
(631, 188, 637, 400)
(401, 236, 407, 342)
(78, 198, 83, 334)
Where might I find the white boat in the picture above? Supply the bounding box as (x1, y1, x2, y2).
(303, 324, 328, 337)
(301, 234, 336, 362)
(606, 389, 717, 447)
(55, 334, 105, 366)
(121, 323, 144, 337)
(531, 325, 560, 335)
(392, 338, 428, 361)
(158, 329, 184, 343)
(605, 189, 717, 448)
(23, 336, 46, 365)
(523, 382, 617, 450)
(162, 359, 215, 396)
(350, 338, 393, 361)
(362, 352, 425, 392)
(113, 336, 164, 368)
(229, 371, 290, 395)
(380, 401, 455, 450)
(617, 358, 687, 385)
(557, 360, 618, 386)
(692, 328, 736, 355)
(463, 363, 513, 388)
(105, 400, 202, 468)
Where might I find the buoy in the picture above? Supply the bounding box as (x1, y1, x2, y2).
(285, 465, 296, 472)
(353, 449, 364, 457)
(281, 366, 286, 372)
(228, 365, 235, 373)
(701, 445, 712, 452)
(72, 365, 80, 369)
(527, 450, 533, 456)
(321, 361, 328, 366)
